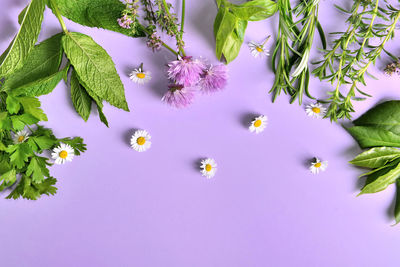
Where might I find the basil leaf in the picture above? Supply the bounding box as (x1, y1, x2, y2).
(360, 162, 400, 195)
(350, 147, 400, 168)
(0, 0, 45, 76)
(347, 126, 400, 148)
(214, 7, 247, 64)
(231, 0, 278, 21)
(62, 32, 129, 111)
(50, 0, 145, 38)
(354, 101, 400, 135)
(70, 69, 92, 122)
(2, 33, 63, 91)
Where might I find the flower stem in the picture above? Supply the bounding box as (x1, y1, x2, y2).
(49, 0, 68, 34)
(139, 24, 179, 57)
(180, 0, 186, 35)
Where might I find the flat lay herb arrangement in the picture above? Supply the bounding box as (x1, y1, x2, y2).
(1, 0, 400, 225)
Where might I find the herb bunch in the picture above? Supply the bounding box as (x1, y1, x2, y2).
(347, 101, 400, 225)
(0, 0, 140, 199)
(270, 0, 325, 104)
(313, 0, 400, 121)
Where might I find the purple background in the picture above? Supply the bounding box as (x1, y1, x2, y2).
(1, 0, 400, 266)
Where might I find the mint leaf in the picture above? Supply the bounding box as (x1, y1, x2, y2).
(62, 32, 129, 111)
(50, 0, 145, 38)
(0, 0, 45, 76)
(395, 179, 400, 225)
(11, 66, 66, 97)
(350, 147, 400, 168)
(70, 69, 92, 121)
(360, 162, 400, 195)
(2, 33, 63, 90)
(347, 126, 400, 148)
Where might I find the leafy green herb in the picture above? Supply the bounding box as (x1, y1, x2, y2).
(0, 0, 45, 76)
(270, 0, 325, 104)
(213, 0, 277, 63)
(62, 32, 129, 111)
(313, 1, 400, 121)
(348, 100, 400, 224)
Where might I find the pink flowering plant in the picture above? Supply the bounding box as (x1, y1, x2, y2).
(118, 0, 228, 108)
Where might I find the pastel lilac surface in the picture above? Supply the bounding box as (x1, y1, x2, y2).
(1, 1, 400, 267)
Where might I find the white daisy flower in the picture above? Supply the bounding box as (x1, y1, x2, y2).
(131, 130, 152, 152)
(52, 143, 75, 165)
(249, 115, 268, 134)
(309, 158, 328, 174)
(248, 36, 271, 58)
(12, 129, 30, 144)
(305, 103, 326, 119)
(129, 65, 151, 84)
(200, 158, 217, 179)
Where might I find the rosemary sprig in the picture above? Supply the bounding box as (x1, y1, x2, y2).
(313, 1, 400, 121)
(270, 0, 325, 104)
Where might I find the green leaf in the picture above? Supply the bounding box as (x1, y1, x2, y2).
(32, 136, 56, 151)
(19, 97, 47, 121)
(11, 66, 66, 97)
(353, 101, 400, 135)
(350, 147, 400, 168)
(0, 0, 45, 76)
(214, 5, 248, 64)
(58, 137, 86, 155)
(231, 0, 278, 21)
(62, 32, 129, 111)
(6, 143, 33, 169)
(50, 0, 145, 38)
(6, 95, 21, 114)
(6, 175, 56, 200)
(26, 157, 50, 184)
(2, 33, 63, 91)
(0, 112, 12, 130)
(0, 169, 17, 191)
(360, 162, 400, 195)
(70, 69, 92, 121)
(395, 179, 400, 225)
(347, 126, 400, 148)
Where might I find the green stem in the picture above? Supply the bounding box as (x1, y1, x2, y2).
(180, 0, 186, 35)
(49, 0, 68, 34)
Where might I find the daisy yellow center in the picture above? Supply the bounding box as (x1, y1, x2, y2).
(312, 107, 321, 114)
(18, 136, 25, 142)
(254, 120, 262, 128)
(314, 162, 322, 168)
(256, 46, 263, 52)
(205, 164, 212, 172)
(136, 73, 146, 79)
(59, 150, 68, 159)
(137, 137, 146, 145)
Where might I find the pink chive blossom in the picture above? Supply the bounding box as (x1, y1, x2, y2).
(167, 56, 206, 86)
(199, 64, 228, 94)
(118, 15, 133, 29)
(161, 84, 196, 108)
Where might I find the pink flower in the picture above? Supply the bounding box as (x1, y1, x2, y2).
(161, 84, 196, 108)
(199, 64, 228, 94)
(117, 15, 133, 29)
(167, 56, 205, 86)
